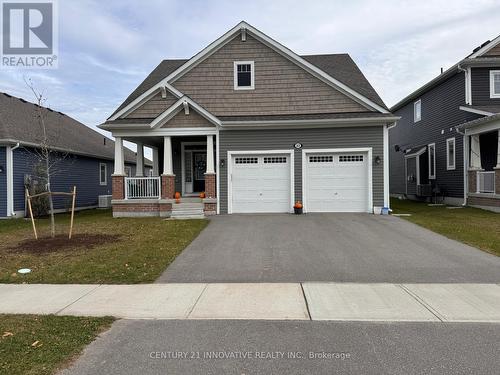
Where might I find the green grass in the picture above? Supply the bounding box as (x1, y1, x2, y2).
(0, 314, 113, 375)
(391, 198, 500, 256)
(0, 209, 208, 283)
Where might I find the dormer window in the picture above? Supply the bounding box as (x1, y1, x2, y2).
(490, 70, 500, 98)
(234, 61, 254, 90)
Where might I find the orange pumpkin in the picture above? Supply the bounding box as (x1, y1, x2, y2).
(174, 192, 181, 199)
(294, 201, 303, 209)
(199, 192, 206, 199)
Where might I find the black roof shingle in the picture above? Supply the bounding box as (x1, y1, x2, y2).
(0, 92, 139, 163)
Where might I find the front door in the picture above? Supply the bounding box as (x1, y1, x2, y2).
(193, 152, 206, 192)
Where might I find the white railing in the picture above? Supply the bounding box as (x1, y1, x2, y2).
(477, 171, 495, 193)
(125, 177, 161, 199)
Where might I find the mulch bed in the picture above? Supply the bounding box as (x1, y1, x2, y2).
(8, 234, 120, 254)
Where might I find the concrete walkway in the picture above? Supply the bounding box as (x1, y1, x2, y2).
(2, 283, 500, 322)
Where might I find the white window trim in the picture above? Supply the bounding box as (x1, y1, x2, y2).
(233, 61, 255, 90)
(414, 99, 422, 123)
(99, 162, 107, 185)
(490, 70, 500, 98)
(446, 137, 456, 171)
(428, 143, 436, 179)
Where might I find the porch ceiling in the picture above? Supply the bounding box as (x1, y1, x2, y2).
(123, 135, 208, 148)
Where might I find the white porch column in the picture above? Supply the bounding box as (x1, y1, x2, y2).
(470, 134, 482, 169)
(206, 135, 215, 174)
(152, 146, 159, 176)
(113, 136, 125, 175)
(136, 142, 144, 177)
(163, 136, 173, 175)
(496, 130, 500, 168)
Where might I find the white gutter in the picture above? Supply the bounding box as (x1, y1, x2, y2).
(455, 127, 468, 206)
(6, 142, 19, 217)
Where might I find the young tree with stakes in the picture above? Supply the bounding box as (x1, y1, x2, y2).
(25, 78, 70, 238)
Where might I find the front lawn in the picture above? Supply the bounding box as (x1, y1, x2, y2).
(0, 314, 113, 375)
(0, 209, 208, 283)
(391, 198, 500, 256)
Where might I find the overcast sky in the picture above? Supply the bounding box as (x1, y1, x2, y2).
(2, 0, 500, 152)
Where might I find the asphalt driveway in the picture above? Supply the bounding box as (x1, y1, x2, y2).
(157, 214, 500, 283)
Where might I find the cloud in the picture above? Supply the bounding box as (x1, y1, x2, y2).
(1, 0, 500, 144)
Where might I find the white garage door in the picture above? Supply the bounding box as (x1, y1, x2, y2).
(230, 154, 291, 213)
(305, 152, 369, 212)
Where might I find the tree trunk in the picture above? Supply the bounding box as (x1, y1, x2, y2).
(46, 159, 55, 238)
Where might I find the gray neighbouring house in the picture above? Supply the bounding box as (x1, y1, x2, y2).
(0, 92, 149, 218)
(100, 21, 398, 218)
(389, 34, 500, 212)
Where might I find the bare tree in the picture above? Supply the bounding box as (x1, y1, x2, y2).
(25, 78, 69, 238)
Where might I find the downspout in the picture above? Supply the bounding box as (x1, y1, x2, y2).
(456, 127, 467, 206)
(384, 122, 397, 210)
(7, 142, 20, 217)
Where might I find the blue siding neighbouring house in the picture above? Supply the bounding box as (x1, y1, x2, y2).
(11, 146, 120, 215)
(0, 147, 6, 217)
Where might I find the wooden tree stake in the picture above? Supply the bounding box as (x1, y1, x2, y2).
(26, 188, 38, 240)
(69, 186, 76, 239)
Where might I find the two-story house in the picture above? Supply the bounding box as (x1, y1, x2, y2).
(389, 35, 500, 212)
(100, 22, 397, 218)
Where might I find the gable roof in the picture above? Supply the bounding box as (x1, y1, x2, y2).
(109, 54, 386, 121)
(301, 54, 386, 109)
(391, 34, 500, 112)
(0, 92, 140, 163)
(110, 59, 187, 118)
(108, 21, 389, 121)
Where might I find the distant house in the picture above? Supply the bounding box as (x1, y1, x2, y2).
(389, 35, 500, 212)
(0, 92, 150, 218)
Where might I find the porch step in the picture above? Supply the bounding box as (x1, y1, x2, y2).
(170, 202, 204, 219)
(169, 214, 206, 220)
(177, 197, 202, 203)
(172, 203, 204, 210)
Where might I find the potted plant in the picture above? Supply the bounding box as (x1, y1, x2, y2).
(174, 192, 181, 204)
(293, 201, 303, 214)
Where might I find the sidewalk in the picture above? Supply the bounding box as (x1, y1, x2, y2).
(1, 283, 499, 322)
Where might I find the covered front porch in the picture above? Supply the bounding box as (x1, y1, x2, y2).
(111, 134, 217, 217)
(462, 116, 500, 212)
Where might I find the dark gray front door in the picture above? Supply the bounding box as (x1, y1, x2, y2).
(193, 152, 206, 192)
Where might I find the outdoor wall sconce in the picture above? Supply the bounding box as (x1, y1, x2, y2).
(374, 156, 381, 165)
(220, 159, 226, 168)
(0, 165, 4, 173)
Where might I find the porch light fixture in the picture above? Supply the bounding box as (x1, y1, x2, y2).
(220, 159, 225, 168)
(374, 156, 381, 165)
(0, 165, 3, 173)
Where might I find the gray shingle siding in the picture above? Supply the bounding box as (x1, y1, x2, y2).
(0, 147, 6, 217)
(390, 72, 481, 198)
(471, 67, 500, 106)
(11, 147, 118, 214)
(219, 126, 384, 214)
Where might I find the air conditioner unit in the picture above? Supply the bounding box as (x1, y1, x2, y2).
(98, 195, 112, 208)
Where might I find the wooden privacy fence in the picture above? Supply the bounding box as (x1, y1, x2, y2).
(25, 186, 77, 239)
